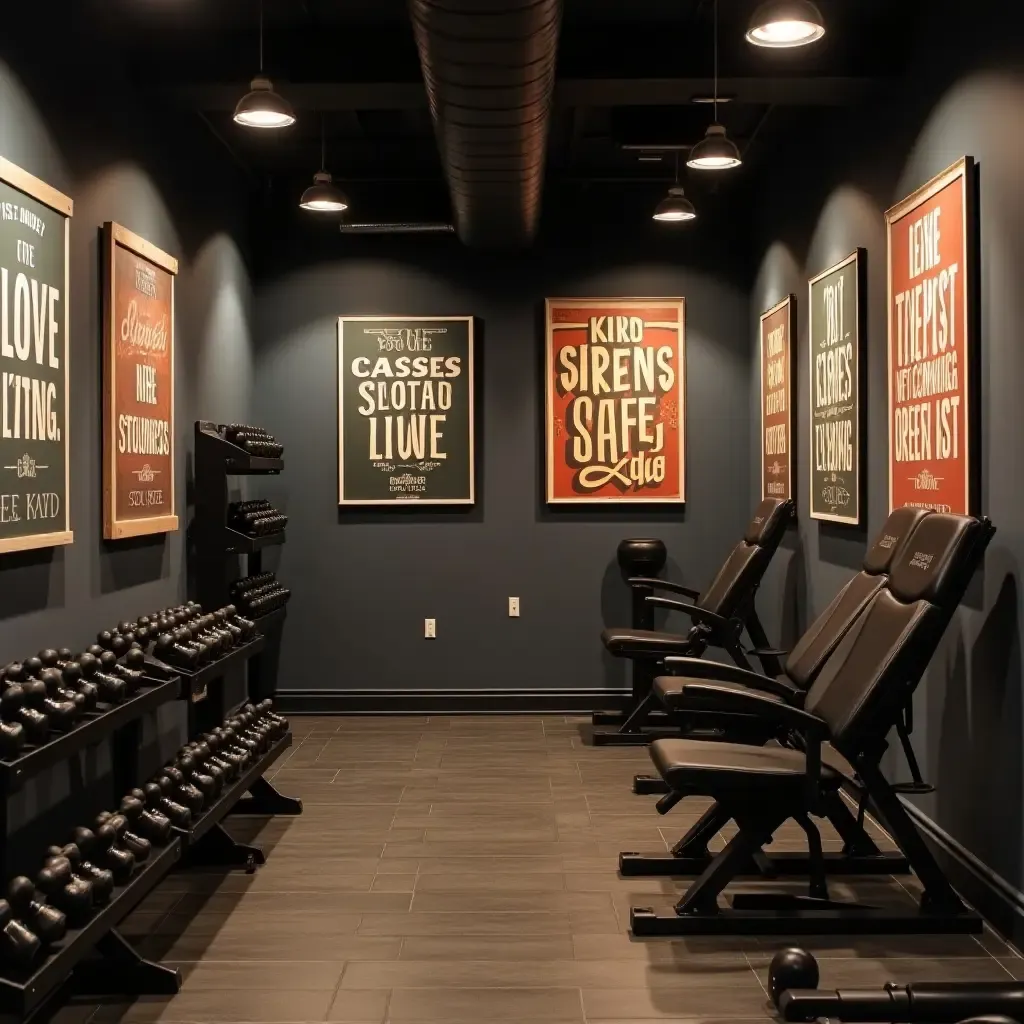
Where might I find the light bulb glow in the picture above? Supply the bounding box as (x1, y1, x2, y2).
(745, 0, 826, 48)
(653, 187, 697, 222)
(299, 172, 349, 213)
(686, 124, 742, 171)
(233, 77, 296, 129)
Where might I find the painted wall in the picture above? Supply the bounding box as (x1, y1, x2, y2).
(251, 219, 752, 703)
(749, 0, 1024, 923)
(0, 9, 255, 842)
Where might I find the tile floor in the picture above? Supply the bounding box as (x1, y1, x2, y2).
(69, 715, 1020, 1023)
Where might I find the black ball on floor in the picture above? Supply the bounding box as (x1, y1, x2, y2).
(768, 947, 819, 1007)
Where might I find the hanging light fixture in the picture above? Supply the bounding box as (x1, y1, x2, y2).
(653, 153, 696, 222)
(234, 0, 295, 129)
(745, 0, 826, 48)
(687, 0, 742, 171)
(300, 116, 349, 212)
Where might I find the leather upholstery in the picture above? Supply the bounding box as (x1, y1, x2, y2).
(600, 628, 695, 658)
(653, 674, 787, 709)
(889, 513, 981, 603)
(650, 738, 838, 791)
(863, 507, 930, 574)
(743, 497, 790, 545)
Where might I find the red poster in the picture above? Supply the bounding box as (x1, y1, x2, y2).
(545, 298, 685, 503)
(760, 296, 794, 502)
(886, 158, 976, 514)
(103, 223, 178, 539)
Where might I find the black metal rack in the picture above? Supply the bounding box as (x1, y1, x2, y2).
(193, 421, 287, 701)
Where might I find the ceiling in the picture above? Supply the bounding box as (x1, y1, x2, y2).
(80, 0, 926, 227)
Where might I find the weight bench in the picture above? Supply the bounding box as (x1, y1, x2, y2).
(628, 511, 995, 936)
(621, 506, 929, 880)
(593, 497, 794, 745)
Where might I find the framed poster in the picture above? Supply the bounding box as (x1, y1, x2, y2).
(886, 157, 977, 514)
(0, 157, 73, 554)
(103, 222, 178, 539)
(760, 295, 795, 503)
(808, 250, 865, 524)
(337, 316, 475, 505)
(545, 297, 685, 503)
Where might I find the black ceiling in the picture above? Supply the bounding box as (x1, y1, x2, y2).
(78, 0, 926, 224)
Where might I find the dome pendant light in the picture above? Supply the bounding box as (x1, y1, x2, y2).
(234, 0, 295, 129)
(687, 0, 742, 171)
(300, 117, 349, 213)
(653, 154, 696, 222)
(746, 0, 826, 48)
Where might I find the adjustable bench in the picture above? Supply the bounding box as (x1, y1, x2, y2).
(627, 511, 995, 936)
(593, 497, 794, 745)
(621, 507, 928, 880)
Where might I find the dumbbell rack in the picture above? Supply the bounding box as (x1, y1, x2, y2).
(192, 422, 287, 706)
(0, 662, 186, 1017)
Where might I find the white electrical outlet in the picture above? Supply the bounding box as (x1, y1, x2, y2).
(509, 597, 520, 617)
(424, 618, 436, 638)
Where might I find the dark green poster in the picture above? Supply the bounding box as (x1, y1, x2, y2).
(0, 159, 72, 553)
(808, 250, 864, 524)
(337, 316, 475, 504)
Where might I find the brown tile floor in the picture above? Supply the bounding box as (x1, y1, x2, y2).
(69, 715, 1019, 1023)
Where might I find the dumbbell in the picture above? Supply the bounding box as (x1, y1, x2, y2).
(120, 793, 171, 845)
(97, 812, 151, 863)
(46, 843, 114, 905)
(97, 651, 141, 696)
(35, 856, 94, 927)
(192, 737, 238, 781)
(155, 766, 204, 815)
(0, 898, 42, 966)
(153, 632, 199, 669)
(13, 668, 77, 731)
(37, 667, 88, 717)
(179, 750, 222, 800)
(50, 658, 100, 712)
(225, 717, 266, 755)
(78, 654, 126, 705)
(79, 825, 134, 884)
(142, 780, 191, 829)
(211, 727, 253, 768)
(7, 878, 66, 945)
(0, 676, 48, 745)
(205, 732, 247, 774)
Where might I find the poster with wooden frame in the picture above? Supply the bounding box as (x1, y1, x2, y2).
(544, 297, 686, 504)
(885, 156, 978, 515)
(808, 249, 866, 525)
(102, 222, 178, 539)
(0, 157, 73, 554)
(759, 295, 795, 504)
(337, 315, 475, 505)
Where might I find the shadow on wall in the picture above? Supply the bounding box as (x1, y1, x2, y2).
(936, 570, 1022, 895)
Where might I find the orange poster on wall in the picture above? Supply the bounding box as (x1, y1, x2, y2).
(545, 298, 685, 503)
(760, 296, 794, 502)
(886, 158, 976, 514)
(103, 223, 178, 539)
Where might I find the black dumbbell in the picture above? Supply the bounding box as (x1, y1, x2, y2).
(143, 780, 191, 829)
(97, 812, 150, 863)
(75, 826, 134, 885)
(35, 856, 94, 927)
(7, 878, 65, 945)
(46, 843, 114, 905)
(0, 898, 42, 967)
(179, 751, 221, 800)
(162, 765, 205, 814)
(15, 670, 77, 732)
(120, 794, 171, 845)
(0, 679, 48, 745)
(78, 655, 126, 705)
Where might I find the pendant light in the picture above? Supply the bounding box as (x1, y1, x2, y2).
(233, 0, 296, 129)
(653, 153, 696, 222)
(687, 0, 742, 171)
(300, 117, 349, 212)
(745, 0, 826, 48)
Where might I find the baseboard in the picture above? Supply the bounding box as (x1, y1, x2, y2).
(901, 797, 1024, 946)
(273, 688, 630, 714)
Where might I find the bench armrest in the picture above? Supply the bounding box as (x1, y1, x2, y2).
(679, 681, 830, 738)
(661, 657, 799, 699)
(628, 577, 701, 600)
(645, 596, 728, 631)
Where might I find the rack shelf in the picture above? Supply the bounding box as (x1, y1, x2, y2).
(0, 675, 182, 793)
(195, 421, 283, 477)
(223, 526, 286, 555)
(145, 635, 266, 704)
(0, 838, 183, 1017)
(252, 606, 287, 633)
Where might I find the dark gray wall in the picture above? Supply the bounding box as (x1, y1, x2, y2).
(749, 0, 1024, 910)
(0, 9, 254, 837)
(252, 228, 752, 699)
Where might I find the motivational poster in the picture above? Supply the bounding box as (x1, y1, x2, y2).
(337, 316, 474, 505)
(760, 296, 794, 502)
(103, 223, 178, 539)
(886, 157, 976, 514)
(0, 158, 72, 554)
(545, 298, 685, 503)
(808, 251, 864, 524)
